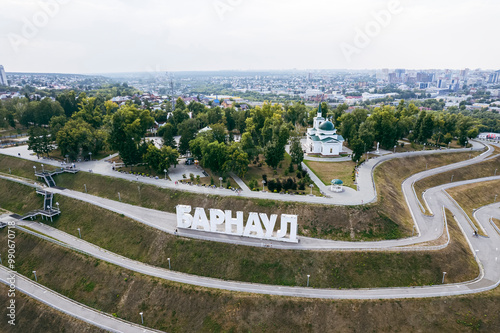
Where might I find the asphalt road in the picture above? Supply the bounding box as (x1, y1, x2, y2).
(0, 265, 162, 333)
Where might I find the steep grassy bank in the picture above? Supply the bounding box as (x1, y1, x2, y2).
(0, 284, 105, 333)
(0, 230, 497, 332)
(0, 151, 479, 240)
(0, 179, 478, 288)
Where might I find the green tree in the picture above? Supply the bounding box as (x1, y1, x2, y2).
(108, 105, 154, 166)
(158, 123, 176, 148)
(264, 141, 285, 169)
(289, 135, 304, 167)
(223, 144, 249, 177)
(202, 141, 227, 173)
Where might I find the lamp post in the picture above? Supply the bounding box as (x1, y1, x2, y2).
(0, 254, 2, 265)
(262, 180, 266, 192)
(33, 165, 36, 174)
(56, 202, 59, 211)
(442, 272, 447, 284)
(41, 164, 44, 173)
(33, 271, 37, 282)
(89, 152, 92, 161)
(65, 154, 69, 163)
(307, 274, 310, 287)
(495, 169, 498, 176)
(167, 258, 171, 270)
(77, 228, 81, 239)
(139, 312, 144, 324)
(495, 194, 498, 203)
(423, 143, 426, 151)
(309, 184, 314, 195)
(451, 175, 454, 183)
(393, 145, 397, 153)
(219, 177, 223, 188)
(164, 169, 167, 180)
(84, 184, 87, 193)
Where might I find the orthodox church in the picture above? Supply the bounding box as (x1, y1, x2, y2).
(306, 104, 344, 156)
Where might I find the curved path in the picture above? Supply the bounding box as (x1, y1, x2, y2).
(2, 177, 500, 299)
(0, 140, 488, 206)
(0, 265, 162, 333)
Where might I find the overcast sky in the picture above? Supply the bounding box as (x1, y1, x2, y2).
(1, 0, 499, 74)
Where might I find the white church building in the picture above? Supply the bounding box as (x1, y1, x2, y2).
(306, 104, 344, 156)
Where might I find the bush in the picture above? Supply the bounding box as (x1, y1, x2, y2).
(190, 173, 194, 182)
(196, 175, 200, 184)
(262, 174, 267, 182)
(182, 174, 186, 179)
(275, 179, 282, 192)
(226, 179, 231, 189)
(288, 163, 294, 173)
(267, 179, 276, 192)
(210, 177, 214, 185)
(296, 170, 302, 179)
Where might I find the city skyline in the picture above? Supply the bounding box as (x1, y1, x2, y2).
(1, 0, 499, 74)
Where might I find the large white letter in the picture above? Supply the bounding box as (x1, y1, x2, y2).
(388, 0, 403, 15)
(209, 209, 225, 232)
(259, 213, 277, 238)
(192, 207, 211, 231)
(243, 212, 264, 238)
(21, 17, 39, 39)
(176, 205, 192, 228)
(276, 214, 298, 242)
(225, 210, 244, 235)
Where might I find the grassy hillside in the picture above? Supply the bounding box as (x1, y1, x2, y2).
(0, 179, 478, 288)
(0, 284, 106, 333)
(0, 151, 480, 241)
(0, 229, 497, 332)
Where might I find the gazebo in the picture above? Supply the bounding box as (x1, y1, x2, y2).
(330, 179, 343, 193)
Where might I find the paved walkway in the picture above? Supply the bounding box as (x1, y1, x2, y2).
(0, 140, 488, 207)
(2, 179, 500, 299)
(0, 265, 161, 333)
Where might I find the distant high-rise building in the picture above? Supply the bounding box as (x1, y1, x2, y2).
(0, 65, 7, 86)
(488, 71, 500, 84)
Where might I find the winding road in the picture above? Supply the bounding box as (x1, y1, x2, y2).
(1, 140, 500, 332)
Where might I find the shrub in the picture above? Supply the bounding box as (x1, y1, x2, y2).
(196, 175, 200, 184)
(190, 173, 194, 182)
(262, 174, 267, 182)
(210, 177, 214, 185)
(226, 179, 231, 189)
(182, 174, 186, 179)
(288, 163, 294, 173)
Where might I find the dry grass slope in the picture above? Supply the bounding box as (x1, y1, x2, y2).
(0, 230, 497, 332)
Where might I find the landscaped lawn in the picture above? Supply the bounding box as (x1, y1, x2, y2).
(243, 153, 321, 195)
(303, 160, 356, 189)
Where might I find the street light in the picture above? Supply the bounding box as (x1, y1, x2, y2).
(164, 169, 167, 180)
(65, 154, 69, 163)
(56, 202, 59, 211)
(139, 312, 144, 324)
(495, 169, 498, 176)
(451, 175, 454, 182)
(307, 274, 310, 287)
(495, 194, 498, 203)
(89, 152, 92, 161)
(41, 164, 44, 173)
(33, 165, 36, 174)
(442, 272, 447, 284)
(33, 271, 37, 282)
(77, 228, 81, 239)
(393, 145, 397, 153)
(219, 177, 223, 188)
(262, 180, 266, 192)
(167, 258, 171, 270)
(84, 184, 87, 193)
(309, 184, 314, 195)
